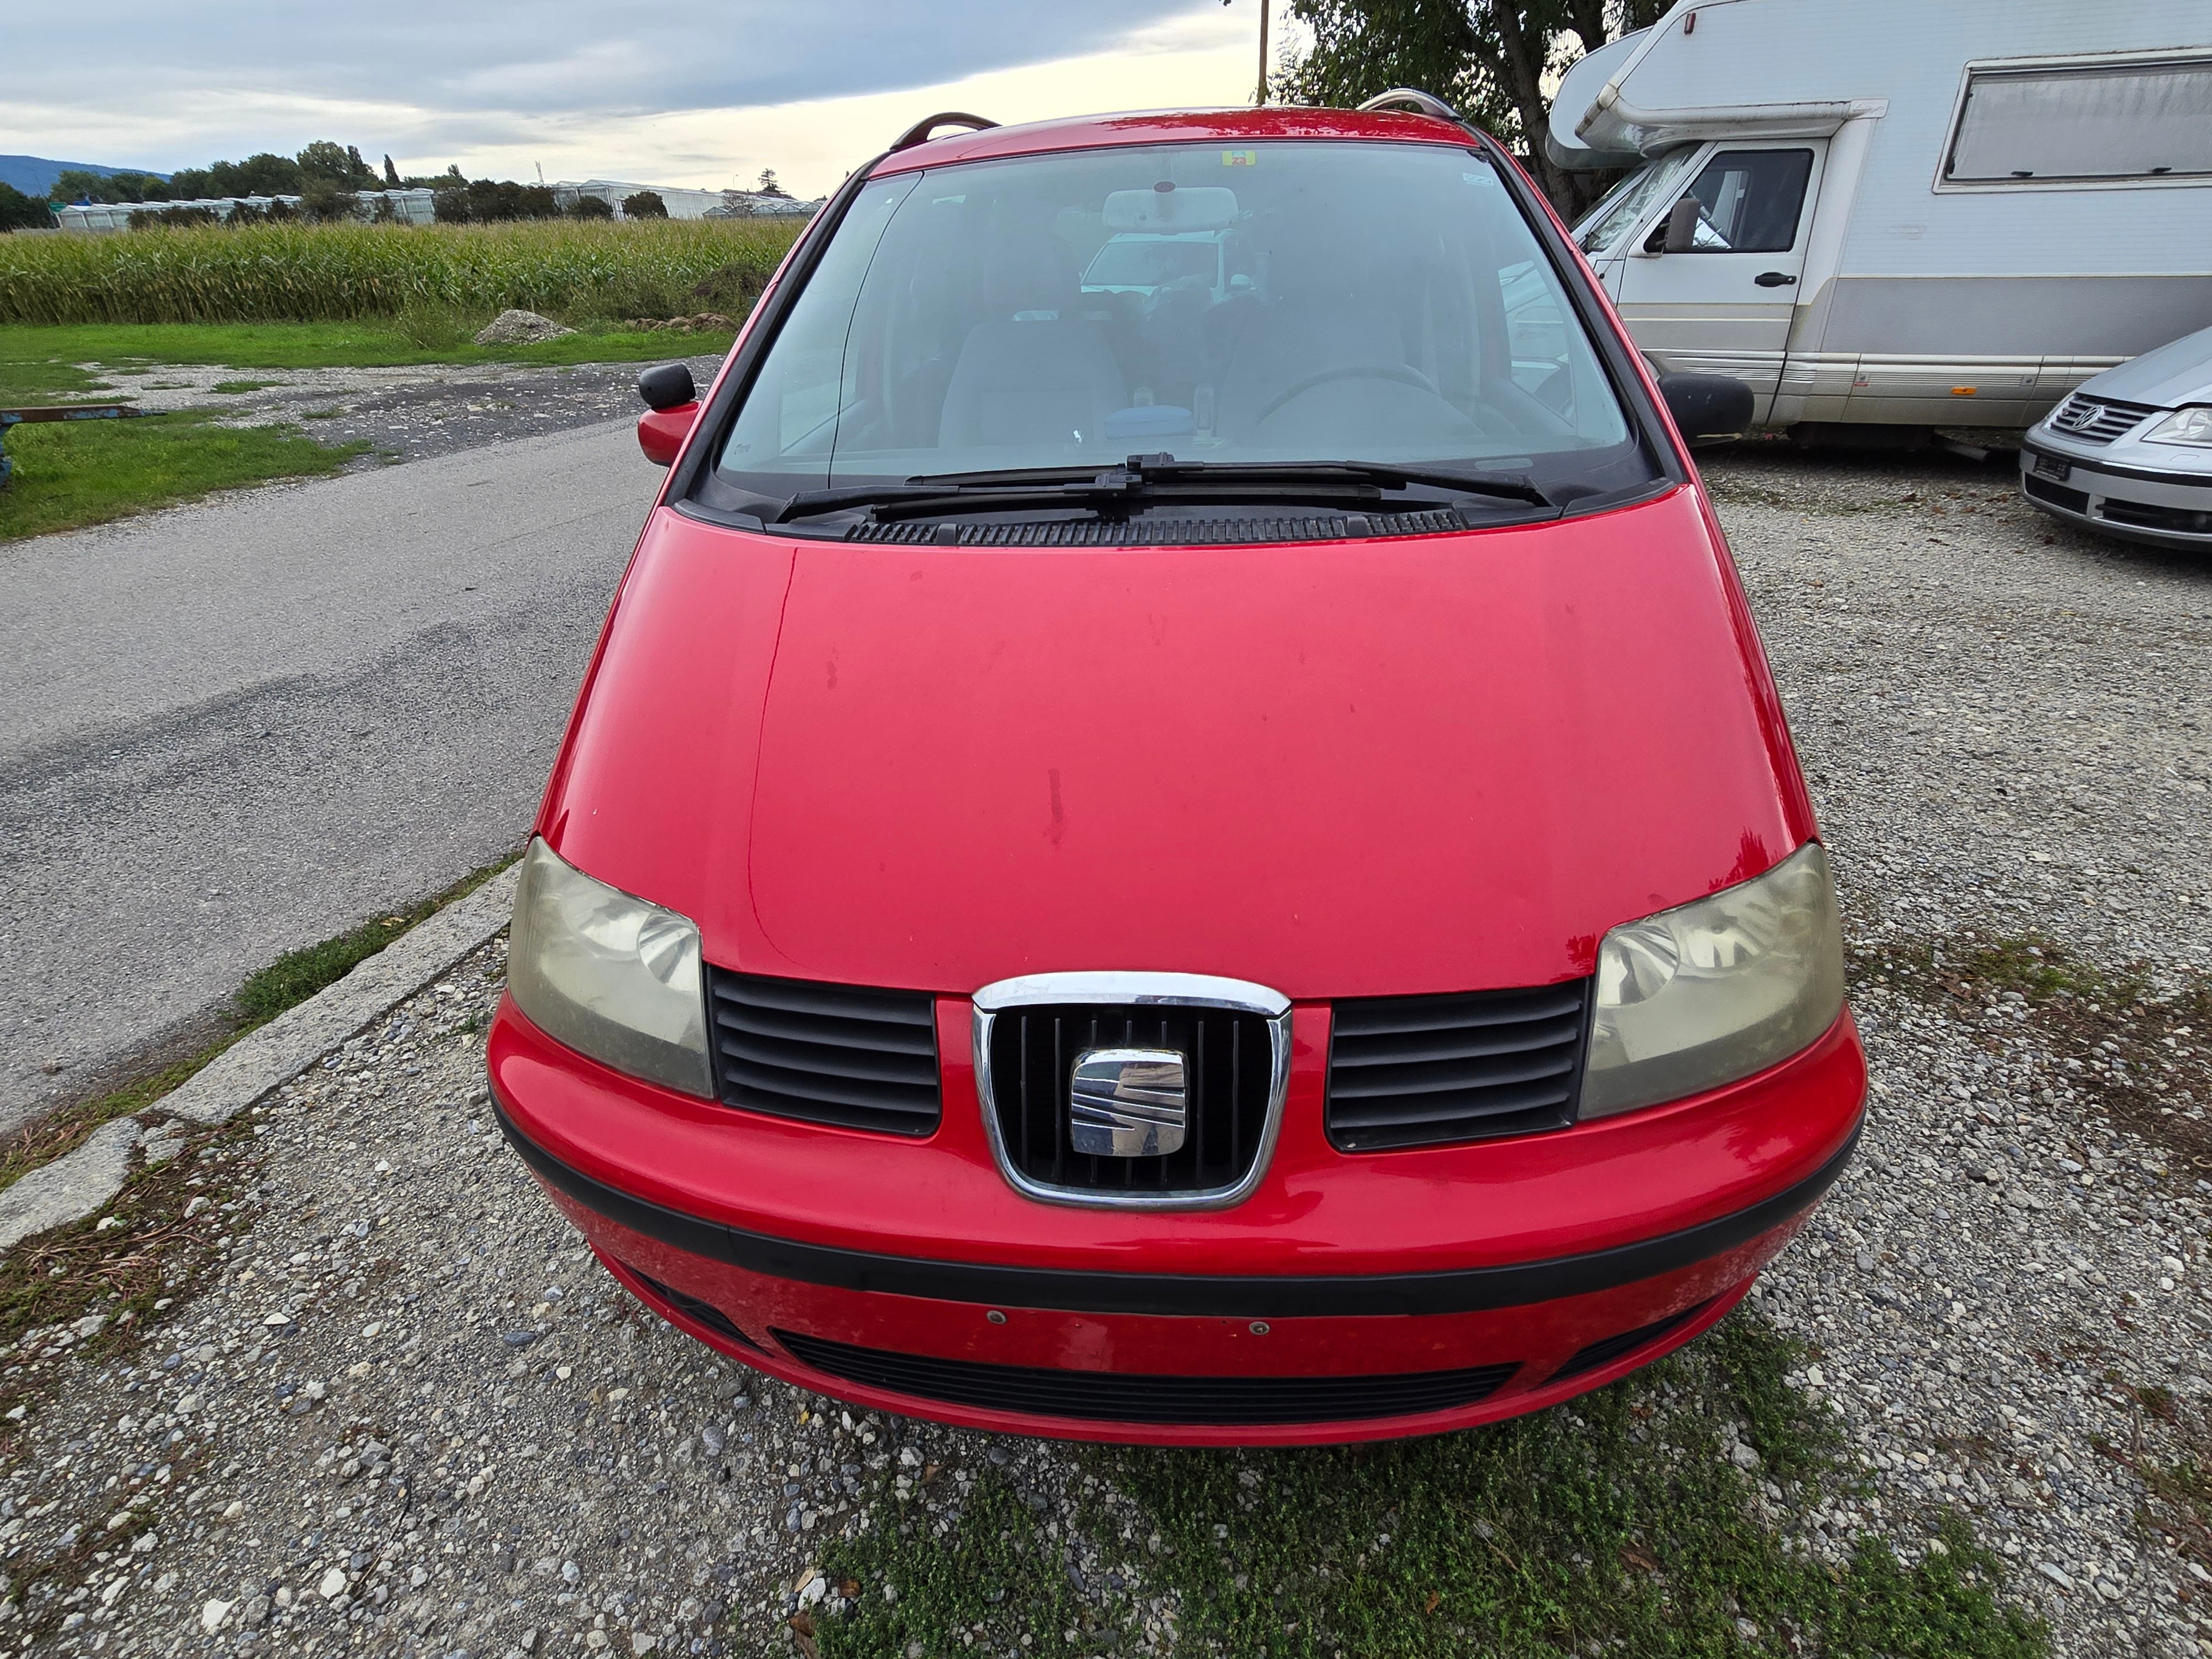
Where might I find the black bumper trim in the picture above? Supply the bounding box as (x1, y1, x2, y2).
(492, 1099, 1857, 1319)
(2021, 436, 2212, 492)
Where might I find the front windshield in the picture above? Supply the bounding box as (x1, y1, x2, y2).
(1574, 146, 1701, 254)
(716, 140, 1642, 498)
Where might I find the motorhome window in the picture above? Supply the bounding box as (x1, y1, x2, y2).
(1574, 147, 1700, 253)
(1946, 58, 2212, 184)
(1648, 150, 1813, 254)
(713, 140, 1644, 502)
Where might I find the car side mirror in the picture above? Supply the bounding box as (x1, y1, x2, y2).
(638, 362, 696, 410)
(1657, 372, 1753, 444)
(637, 363, 700, 467)
(1645, 197, 1703, 255)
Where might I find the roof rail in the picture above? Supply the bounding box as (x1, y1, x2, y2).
(890, 112, 1000, 152)
(1356, 88, 1463, 122)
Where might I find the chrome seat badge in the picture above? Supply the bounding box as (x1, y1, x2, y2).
(1069, 1048, 1188, 1157)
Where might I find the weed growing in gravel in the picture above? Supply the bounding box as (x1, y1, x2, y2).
(814, 1469, 1094, 1657)
(0, 1118, 256, 1432)
(813, 1315, 2044, 1658)
(1850, 925, 2212, 1171)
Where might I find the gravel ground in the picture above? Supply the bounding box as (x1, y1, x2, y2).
(1, 444, 2208, 1657)
(101, 350, 729, 467)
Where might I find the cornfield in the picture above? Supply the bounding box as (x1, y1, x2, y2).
(0, 217, 806, 327)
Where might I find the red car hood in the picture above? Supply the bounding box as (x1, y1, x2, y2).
(546, 487, 1812, 999)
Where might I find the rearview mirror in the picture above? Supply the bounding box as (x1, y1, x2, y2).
(1657, 372, 1753, 444)
(638, 362, 696, 411)
(1103, 185, 1238, 233)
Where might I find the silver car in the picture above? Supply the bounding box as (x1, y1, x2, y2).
(2021, 324, 2212, 550)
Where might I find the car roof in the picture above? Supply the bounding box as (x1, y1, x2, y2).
(870, 106, 1474, 177)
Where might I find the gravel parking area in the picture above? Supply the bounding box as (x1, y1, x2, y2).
(108, 349, 729, 467)
(0, 444, 2206, 1657)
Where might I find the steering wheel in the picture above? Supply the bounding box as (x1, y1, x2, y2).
(1251, 363, 1439, 427)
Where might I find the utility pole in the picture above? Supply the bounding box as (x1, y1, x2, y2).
(1227, 0, 1271, 106)
(1256, 0, 1271, 104)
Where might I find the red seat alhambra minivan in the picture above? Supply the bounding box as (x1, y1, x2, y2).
(489, 96, 1863, 1445)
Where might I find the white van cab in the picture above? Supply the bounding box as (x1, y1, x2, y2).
(1551, 0, 2212, 437)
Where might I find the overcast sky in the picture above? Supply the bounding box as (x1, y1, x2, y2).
(2, 2, 1285, 196)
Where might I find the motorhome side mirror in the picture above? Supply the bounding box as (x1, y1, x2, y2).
(1660, 197, 1703, 254)
(1657, 372, 1754, 442)
(638, 362, 696, 411)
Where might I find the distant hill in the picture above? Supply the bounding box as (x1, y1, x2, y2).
(0, 156, 169, 198)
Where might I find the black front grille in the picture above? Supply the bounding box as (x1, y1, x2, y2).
(846, 508, 1476, 547)
(986, 1005, 1272, 1195)
(775, 1329, 1518, 1425)
(707, 969, 940, 1135)
(2099, 497, 2212, 535)
(2047, 393, 2159, 444)
(1327, 981, 1590, 1151)
(623, 1262, 765, 1352)
(1550, 1297, 1715, 1383)
(2023, 474, 2090, 515)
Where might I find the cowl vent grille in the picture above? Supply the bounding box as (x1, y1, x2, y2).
(846, 508, 1473, 547)
(1327, 982, 1590, 1151)
(706, 969, 940, 1135)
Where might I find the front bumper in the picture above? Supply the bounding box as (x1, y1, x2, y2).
(490, 995, 1864, 1444)
(2021, 435, 2212, 548)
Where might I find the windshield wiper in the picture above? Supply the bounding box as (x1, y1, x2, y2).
(914, 455, 1553, 507)
(780, 453, 1552, 523)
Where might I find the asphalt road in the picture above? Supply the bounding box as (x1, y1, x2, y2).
(0, 417, 659, 1132)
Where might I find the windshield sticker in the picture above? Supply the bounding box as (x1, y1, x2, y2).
(1222, 149, 1258, 167)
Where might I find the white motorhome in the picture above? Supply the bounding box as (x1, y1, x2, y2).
(1548, 0, 2212, 434)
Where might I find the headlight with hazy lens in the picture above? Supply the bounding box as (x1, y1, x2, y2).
(508, 839, 713, 1098)
(1580, 842, 1844, 1119)
(2143, 406, 2212, 448)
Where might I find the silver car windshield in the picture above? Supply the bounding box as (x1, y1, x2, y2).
(715, 140, 1640, 495)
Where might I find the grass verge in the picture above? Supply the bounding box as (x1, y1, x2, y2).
(812, 1316, 2044, 1658)
(0, 852, 518, 1194)
(0, 412, 369, 542)
(0, 320, 744, 405)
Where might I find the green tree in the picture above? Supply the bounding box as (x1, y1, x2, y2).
(217, 153, 305, 196)
(295, 140, 353, 182)
(299, 179, 362, 222)
(50, 168, 163, 205)
(567, 193, 614, 219)
(1277, 0, 1667, 211)
(0, 182, 54, 231)
(383, 154, 402, 187)
(754, 168, 789, 198)
(622, 189, 669, 219)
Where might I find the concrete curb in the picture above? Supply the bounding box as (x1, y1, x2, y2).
(0, 865, 519, 1255)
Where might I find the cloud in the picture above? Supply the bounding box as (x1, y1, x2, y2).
(3, 2, 1215, 139)
(1, 2, 1273, 195)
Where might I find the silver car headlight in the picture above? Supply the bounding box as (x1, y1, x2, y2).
(1580, 842, 1845, 1119)
(2143, 406, 2212, 448)
(508, 838, 713, 1098)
